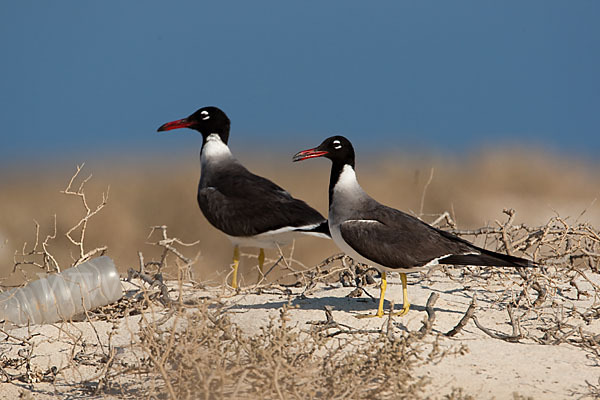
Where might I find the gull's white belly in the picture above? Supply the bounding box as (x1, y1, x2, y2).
(226, 225, 327, 249)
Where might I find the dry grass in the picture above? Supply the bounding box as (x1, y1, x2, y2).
(138, 297, 434, 399)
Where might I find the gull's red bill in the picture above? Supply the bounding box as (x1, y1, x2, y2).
(157, 118, 194, 132)
(292, 148, 329, 162)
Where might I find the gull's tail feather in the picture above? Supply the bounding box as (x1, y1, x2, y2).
(296, 220, 331, 239)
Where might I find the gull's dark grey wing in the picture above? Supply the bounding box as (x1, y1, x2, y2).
(198, 163, 327, 238)
(339, 203, 533, 269)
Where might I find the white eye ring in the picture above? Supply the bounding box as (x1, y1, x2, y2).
(333, 140, 342, 150)
(200, 110, 210, 120)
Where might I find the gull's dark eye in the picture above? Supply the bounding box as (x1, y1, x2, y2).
(332, 139, 342, 150)
(200, 110, 210, 120)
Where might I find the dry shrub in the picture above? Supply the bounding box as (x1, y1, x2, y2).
(138, 300, 436, 399)
(11, 164, 109, 278)
(423, 207, 600, 356)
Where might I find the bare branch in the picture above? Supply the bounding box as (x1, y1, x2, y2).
(445, 295, 477, 337)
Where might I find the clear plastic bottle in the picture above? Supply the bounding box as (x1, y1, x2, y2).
(0, 256, 123, 327)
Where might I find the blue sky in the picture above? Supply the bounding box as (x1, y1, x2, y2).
(1, 1, 599, 166)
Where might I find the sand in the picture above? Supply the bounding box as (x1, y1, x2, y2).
(0, 268, 598, 399)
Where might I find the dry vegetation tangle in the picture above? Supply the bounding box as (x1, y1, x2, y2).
(0, 152, 599, 399)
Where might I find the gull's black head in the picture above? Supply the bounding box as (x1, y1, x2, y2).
(293, 135, 355, 168)
(157, 106, 231, 144)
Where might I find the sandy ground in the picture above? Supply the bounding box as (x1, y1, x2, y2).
(0, 268, 599, 399)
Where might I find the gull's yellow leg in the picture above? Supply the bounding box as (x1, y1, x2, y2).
(257, 248, 265, 284)
(357, 272, 387, 318)
(375, 271, 387, 317)
(356, 272, 410, 318)
(231, 245, 240, 289)
(398, 273, 411, 316)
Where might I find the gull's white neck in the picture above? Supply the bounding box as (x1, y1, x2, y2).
(333, 164, 364, 197)
(201, 134, 233, 167)
(329, 163, 369, 233)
